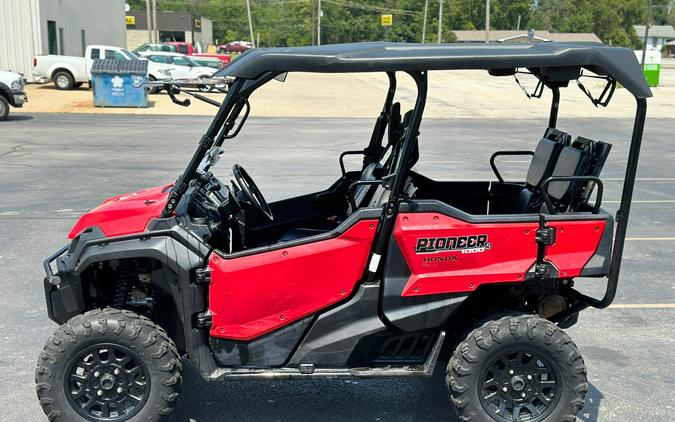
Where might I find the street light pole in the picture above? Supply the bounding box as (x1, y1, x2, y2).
(641, 0, 653, 67)
(145, 0, 153, 43)
(485, 0, 490, 43)
(246, 0, 255, 46)
(318, 0, 322, 46)
(152, 0, 159, 43)
(437, 0, 443, 43)
(422, 0, 429, 43)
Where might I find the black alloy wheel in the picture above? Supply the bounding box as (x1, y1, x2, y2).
(446, 314, 587, 422)
(478, 348, 561, 421)
(65, 343, 151, 421)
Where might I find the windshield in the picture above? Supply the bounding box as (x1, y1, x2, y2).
(121, 49, 140, 61)
(173, 56, 199, 67)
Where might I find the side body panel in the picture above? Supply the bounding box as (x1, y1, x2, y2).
(393, 212, 607, 297)
(208, 220, 379, 341)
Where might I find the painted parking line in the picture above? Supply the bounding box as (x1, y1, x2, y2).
(604, 200, 675, 204)
(608, 304, 675, 309)
(625, 237, 675, 241)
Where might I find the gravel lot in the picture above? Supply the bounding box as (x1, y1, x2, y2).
(0, 112, 673, 421)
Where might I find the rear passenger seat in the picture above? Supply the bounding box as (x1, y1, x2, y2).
(543, 137, 612, 213)
(510, 128, 571, 213)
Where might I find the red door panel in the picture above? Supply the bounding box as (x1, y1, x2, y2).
(209, 220, 379, 341)
(544, 220, 606, 278)
(394, 213, 539, 296)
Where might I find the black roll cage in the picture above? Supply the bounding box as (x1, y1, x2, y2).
(161, 64, 647, 319)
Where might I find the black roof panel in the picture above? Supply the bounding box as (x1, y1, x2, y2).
(215, 42, 652, 98)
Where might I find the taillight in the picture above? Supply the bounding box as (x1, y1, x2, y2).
(33, 57, 37, 67)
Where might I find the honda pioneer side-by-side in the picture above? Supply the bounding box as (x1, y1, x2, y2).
(37, 43, 650, 422)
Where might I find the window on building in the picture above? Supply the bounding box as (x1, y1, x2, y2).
(81, 30, 86, 56)
(90, 48, 101, 59)
(58, 28, 64, 55)
(47, 21, 57, 54)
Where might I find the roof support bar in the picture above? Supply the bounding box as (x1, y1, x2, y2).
(548, 85, 560, 128)
(366, 70, 428, 284)
(553, 98, 647, 322)
(364, 71, 397, 167)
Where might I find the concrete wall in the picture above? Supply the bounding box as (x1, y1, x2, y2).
(38, 0, 127, 56)
(127, 29, 150, 50)
(0, 0, 126, 81)
(0, 0, 41, 77)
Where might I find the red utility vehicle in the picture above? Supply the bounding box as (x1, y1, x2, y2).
(37, 43, 650, 422)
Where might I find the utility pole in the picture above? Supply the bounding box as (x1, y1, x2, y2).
(437, 0, 443, 43)
(318, 0, 322, 46)
(152, 0, 159, 43)
(422, 0, 429, 43)
(145, 0, 153, 43)
(641, 0, 653, 66)
(485, 0, 490, 43)
(516, 14, 521, 31)
(246, 0, 255, 45)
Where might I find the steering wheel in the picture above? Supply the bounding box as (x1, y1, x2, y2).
(232, 164, 274, 221)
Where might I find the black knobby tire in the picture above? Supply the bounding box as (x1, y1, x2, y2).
(53, 71, 74, 90)
(35, 308, 182, 422)
(446, 314, 587, 422)
(0, 95, 9, 121)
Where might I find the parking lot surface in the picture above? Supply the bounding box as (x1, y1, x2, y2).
(0, 113, 673, 421)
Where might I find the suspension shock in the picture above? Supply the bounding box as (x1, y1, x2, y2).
(113, 260, 132, 309)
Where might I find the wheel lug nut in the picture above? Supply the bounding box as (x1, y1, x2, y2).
(502, 387, 508, 392)
(117, 387, 123, 394)
(509, 370, 514, 375)
(114, 369, 120, 375)
(521, 392, 526, 398)
(97, 390, 103, 397)
(527, 375, 533, 380)
(94, 371, 100, 377)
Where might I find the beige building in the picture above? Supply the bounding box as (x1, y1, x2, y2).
(452, 30, 601, 44)
(0, 0, 126, 81)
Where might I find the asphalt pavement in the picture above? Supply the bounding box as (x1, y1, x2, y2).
(0, 113, 673, 421)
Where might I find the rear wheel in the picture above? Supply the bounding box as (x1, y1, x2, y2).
(0, 95, 9, 121)
(53, 71, 74, 90)
(35, 309, 182, 422)
(446, 314, 587, 422)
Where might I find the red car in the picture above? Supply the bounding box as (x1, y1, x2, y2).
(37, 43, 650, 422)
(219, 41, 254, 53)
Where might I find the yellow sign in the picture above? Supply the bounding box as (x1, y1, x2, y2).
(381, 14, 393, 26)
(194, 19, 201, 29)
(126, 16, 136, 26)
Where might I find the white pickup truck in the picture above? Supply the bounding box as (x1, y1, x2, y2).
(0, 70, 27, 121)
(33, 45, 171, 90)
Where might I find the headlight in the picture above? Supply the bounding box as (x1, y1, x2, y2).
(11, 78, 22, 90)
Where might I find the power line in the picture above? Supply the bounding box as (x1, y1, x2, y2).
(322, 0, 421, 16)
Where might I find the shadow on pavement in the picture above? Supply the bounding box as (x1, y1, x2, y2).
(4, 114, 34, 121)
(577, 382, 604, 422)
(170, 360, 456, 422)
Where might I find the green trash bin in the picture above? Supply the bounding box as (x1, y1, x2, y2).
(635, 49, 661, 87)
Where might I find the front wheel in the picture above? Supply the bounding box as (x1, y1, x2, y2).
(0, 96, 9, 121)
(446, 315, 587, 422)
(35, 309, 182, 422)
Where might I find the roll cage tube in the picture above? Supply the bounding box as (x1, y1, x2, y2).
(162, 72, 278, 217)
(366, 70, 428, 283)
(553, 97, 648, 321)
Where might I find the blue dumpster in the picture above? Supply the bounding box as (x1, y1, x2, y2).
(91, 59, 148, 108)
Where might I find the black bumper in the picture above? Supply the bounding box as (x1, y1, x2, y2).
(43, 244, 85, 324)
